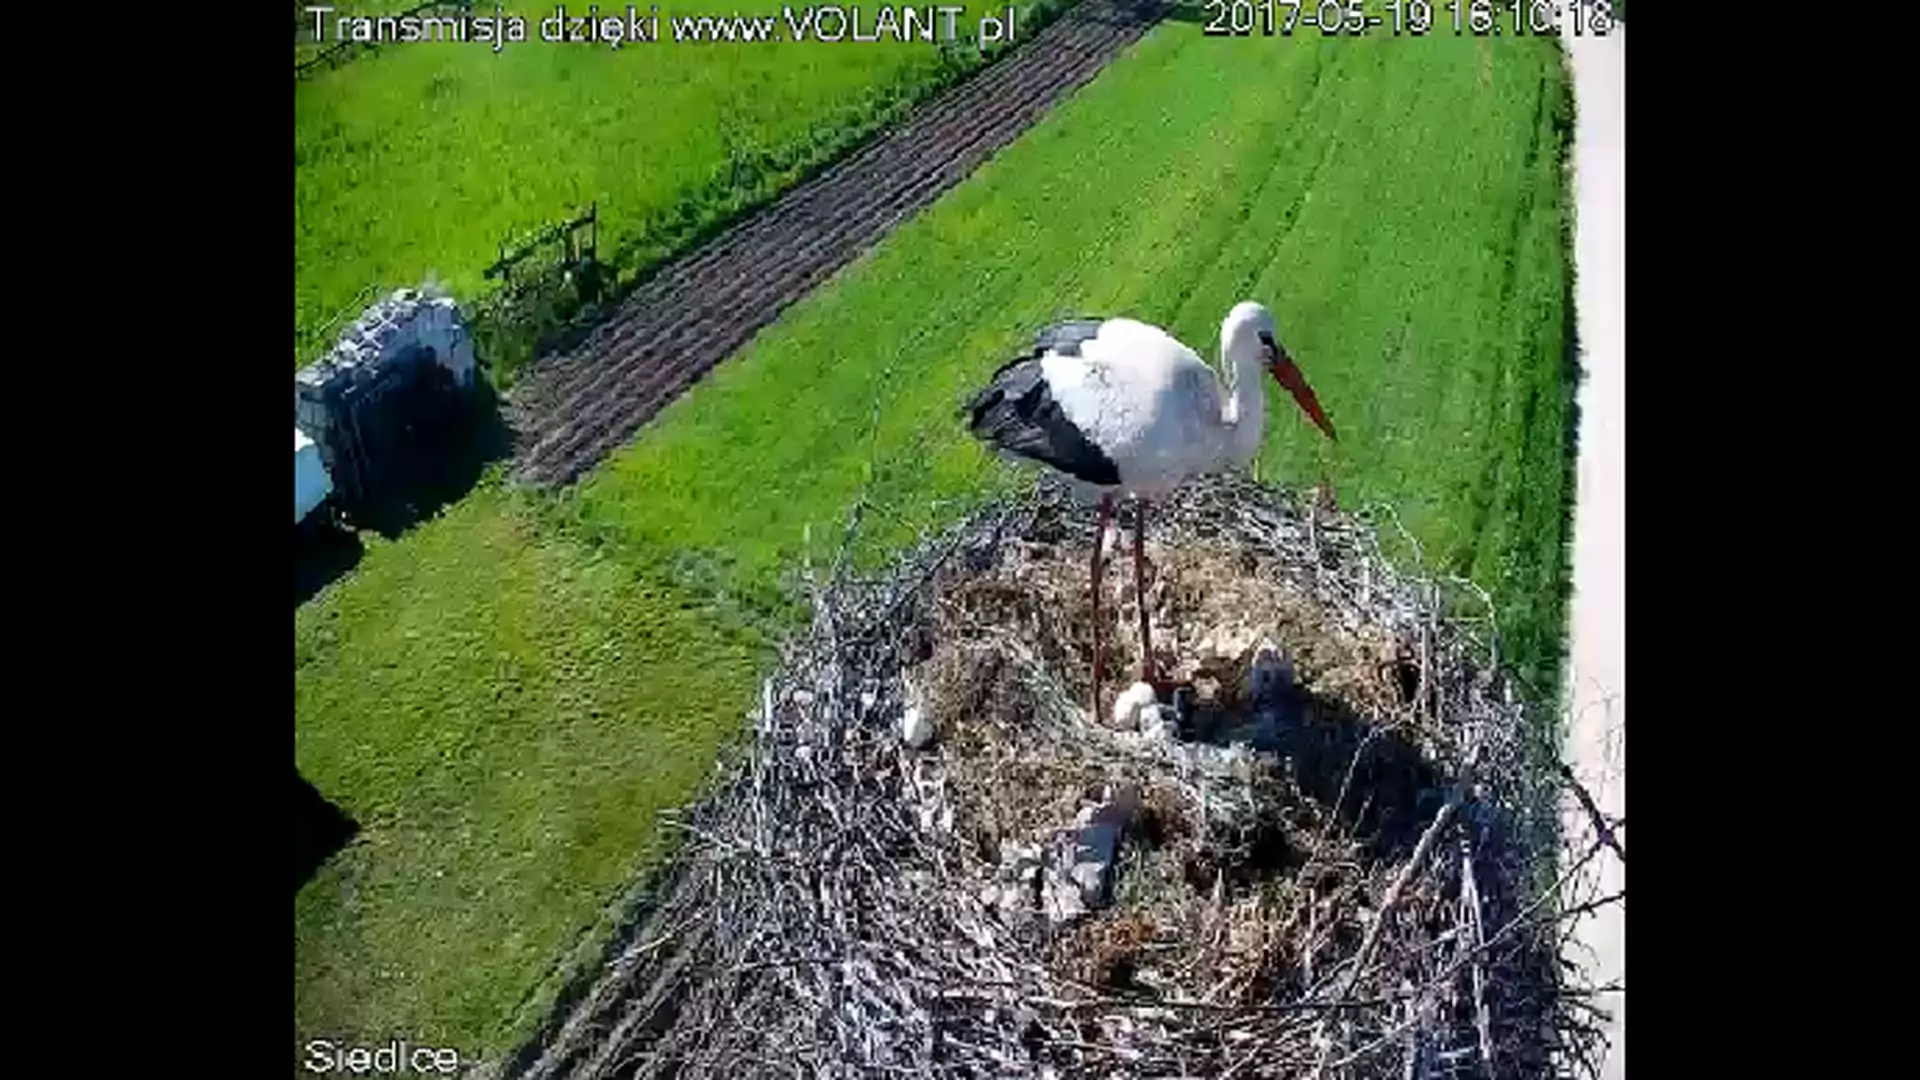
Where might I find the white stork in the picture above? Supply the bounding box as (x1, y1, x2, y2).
(964, 301, 1338, 719)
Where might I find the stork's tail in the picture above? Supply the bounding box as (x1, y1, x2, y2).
(961, 357, 1121, 487)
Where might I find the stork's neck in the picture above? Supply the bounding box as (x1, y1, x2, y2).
(1217, 340, 1268, 468)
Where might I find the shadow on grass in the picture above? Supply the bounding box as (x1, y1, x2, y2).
(295, 522, 365, 608)
(295, 379, 511, 608)
(295, 769, 358, 893)
(345, 379, 513, 541)
(1507, 68, 1584, 715)
(1161, 2, 1210, 26)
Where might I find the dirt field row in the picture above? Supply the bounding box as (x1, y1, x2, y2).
(506, 0, 1171, 488)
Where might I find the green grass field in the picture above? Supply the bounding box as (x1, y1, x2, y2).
(293, 2, 1077, 376)
(295, 484, 769, 1059)
(294, 5, 970, 369)
(296, 21, 1573, 1071)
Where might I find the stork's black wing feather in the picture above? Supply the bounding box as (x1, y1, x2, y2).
(963, 317, 1110, 401)
(1032, 318, 1108, 358)
(964, 322, 1122, 488)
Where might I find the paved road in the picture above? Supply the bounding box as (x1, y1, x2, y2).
(1559, 16, 1624, 1080)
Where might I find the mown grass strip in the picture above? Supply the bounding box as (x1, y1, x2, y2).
(295, 483, 769, 1061)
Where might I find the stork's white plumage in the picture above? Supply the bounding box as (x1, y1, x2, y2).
(965, 301, 1337, 719)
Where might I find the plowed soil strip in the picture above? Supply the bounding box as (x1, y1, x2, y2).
(507, 0, 1170, 488)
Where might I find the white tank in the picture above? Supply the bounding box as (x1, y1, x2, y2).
(295, 427, 334, 525)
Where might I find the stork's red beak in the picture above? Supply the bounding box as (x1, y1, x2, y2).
(1270, 351, 1337, 442)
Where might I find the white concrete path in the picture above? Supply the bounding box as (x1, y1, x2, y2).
(1559, 14, 1625, 1080)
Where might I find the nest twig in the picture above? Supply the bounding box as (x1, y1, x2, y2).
(505, 474, 1624, 1080)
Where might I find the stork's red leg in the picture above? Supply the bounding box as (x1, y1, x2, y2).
(1090, 493, 1114, 722)
(1133, 498, 1155, 686)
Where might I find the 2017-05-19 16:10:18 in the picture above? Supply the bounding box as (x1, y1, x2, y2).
(1198, 0, 1616, 37)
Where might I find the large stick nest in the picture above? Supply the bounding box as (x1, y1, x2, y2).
(512, 474, 1621, 1080)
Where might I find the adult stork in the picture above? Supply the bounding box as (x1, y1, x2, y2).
(964, 301, 1338, 720)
